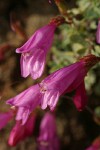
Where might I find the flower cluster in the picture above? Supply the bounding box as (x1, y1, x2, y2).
(6, 54, 100, 125)
(0, 14, 100, 149)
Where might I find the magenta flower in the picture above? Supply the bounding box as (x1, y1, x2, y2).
(39, 55, 100, 111)
(37, 112, 60, 150)
(86, 137, 100, 150)
(7, 84, 41, 124)
(0, 111, 13, 130)
(96, 19, 100, 44)
(8, 114, 36, 146)
(7, 55, 100, 122)
(16, 24, 56, 79)
(40, 61, 86, 111)
(16, 16, 65, 79)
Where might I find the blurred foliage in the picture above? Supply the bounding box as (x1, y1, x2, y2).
(94, 106, 100, 125)
(49, 0, 100, 92)
(95, 106, 100, 118)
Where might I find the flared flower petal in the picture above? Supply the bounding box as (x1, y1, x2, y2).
(6, 84, 40, 107)
(30, 49, 46, 79)
(6, 84, 41, 124)
(20, 54, 32, 77)
(16, 107, 31, 125)
(41, 90, 59, 111)
(20, 48, 46, 79)
(73, 81, 88, 111)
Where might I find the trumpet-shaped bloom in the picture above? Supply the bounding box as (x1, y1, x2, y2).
(0, 111, 13, 130)
(96, 20, 100, 44)
(7, 55, 100, 123)
(8, 114, 36, 146)
(16, 24, 56, 79)
(37, 112, 60, 150)
(39, 55, 100, 111)
(7, 84, 41, 124)
(40, 61, 87, 111)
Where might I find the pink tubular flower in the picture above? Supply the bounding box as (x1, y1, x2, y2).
(6, 84, 41, 124)
(40, 54, 100, 111)
(40, 61, 87, 111)
(37, 112, 60, 150)
(86, 136, 100, 150)
(96, 19, 100, 44)
(8, 113, 36, 146)
(0, 111, 13, 130)
(16, 16, 65, 79)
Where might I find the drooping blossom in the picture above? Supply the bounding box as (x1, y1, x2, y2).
(16, 16, 65, 79)
(0, 111, 13, 130)
(7, 84, 41, 124)
(96, 19, 100, 44)
(8, 113, 36, 146)
(6, 55, 100, 124)
(86, 136, 100, 150)
(37, 112, 60, 150)
(39, 54, 100, 111)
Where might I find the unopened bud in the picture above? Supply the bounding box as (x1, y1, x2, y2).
(49, 16, 66, 26)
(80, 54, 100, 70)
